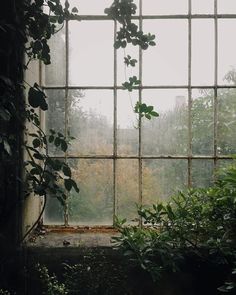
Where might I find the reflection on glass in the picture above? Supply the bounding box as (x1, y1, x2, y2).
(143, 20, 188, 86)
(192, 20, 214, 86)
(68, 159, 113, 225)
(192, 89, 214, 155)
(44, 28, 66, 86)
(116, 160, 139, 223)
(192, 160, 214, 188)
(218, 0, 236, 14)
(69, 21, 113, 86)
(143, 159, 188, 204)
(68, 0, 113, 15)
(45, 90, 65, 156)
(117, 90, 139, 156)
(217, 88, 236, 155)
(192, 0, 214, 14)
(142, 89, 188, 156)
(44, 195, 65, 224)
(68, 90, 113, 155)
(143, 0, 188, 15)
(218, 20, 236, 85)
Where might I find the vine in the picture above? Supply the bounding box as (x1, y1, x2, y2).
(0, 0, 80, 240)
(105, 0, 159, 120)
(0, 0, 159, 242)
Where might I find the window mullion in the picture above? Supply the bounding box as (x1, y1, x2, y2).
(214, 0, 218, 175)
(139, 0, 143, 226)
(64, 19, 69, 226)
(113, 20, 118, 225)
(188, 0, 192, 188)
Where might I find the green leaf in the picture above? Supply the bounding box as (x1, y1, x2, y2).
(72, 7, 78, 13)
(150, 111, 159, 117)
(63, 165, 71, 177)
(48, 135, 54, 143)
(33, 153, 44, 160)
(61, 140, 68, 152)
(64, 179, 73, 191)
(71, 179, 80, 193)
(54, 137, 61, 147)
(32, 138, 41, 148)
(28, 87, 48, 111)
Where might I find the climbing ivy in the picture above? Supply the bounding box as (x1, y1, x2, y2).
(105, 0, 159, 120)
(0, 0, 159, 240)
(0, 0, 80, 239)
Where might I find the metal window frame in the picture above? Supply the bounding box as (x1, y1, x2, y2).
(41, 0, 236, 227)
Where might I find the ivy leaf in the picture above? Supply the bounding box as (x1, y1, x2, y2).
(48, 135, 54, 143)
(61, 140, 68, 152)
(28, 86, 48, 111)
(32, 138, 41, 148)
(64, 178, 73, 191)
(54, 137, 61, 147)
(72, 7, 78, 13)
(63, 165, 71, 177)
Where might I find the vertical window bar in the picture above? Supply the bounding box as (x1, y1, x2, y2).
(214, 0, 218, 173)
(188, 0, 192, 187)
(113, 21, 118, 225)
(64, 18, 69, 226)
(139, 0, 143, 226)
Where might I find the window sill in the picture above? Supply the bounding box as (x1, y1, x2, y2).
(25, 226, 119, 249)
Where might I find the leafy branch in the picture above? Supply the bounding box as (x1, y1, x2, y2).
(105, 0, 159, 121)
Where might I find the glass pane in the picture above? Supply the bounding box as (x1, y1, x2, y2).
(143, 159, 188, 204)
(142, 89, 188, 156)
(69, 20, 113, 86)
(116, 160, 139, 223)
(68, 90, 113, 156)
(218, 20, 236, 85)
(143, 0, 188, 15)
(117, 90, 139, 156)
(218, 0, 236, 14)
(192, 160, 214, 188)
(192, 20, 214, 86)
(192, 0, 214, 14)
(44, 28, 66, 86)
(217, 88, 236, 155)
(45, 90, 65, 156)
(44, 195, 65, 225)
(68, 159, 113, 225)
(143, 20, 188, 86)
(68, 0, 113, 15)
(192, 89, 214, 155)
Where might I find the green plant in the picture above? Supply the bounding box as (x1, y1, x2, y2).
(0, 0, 80, 239)
(36, 264, 68, 295)
(113, 162, 236, 293)
(105, 0, 159, 120)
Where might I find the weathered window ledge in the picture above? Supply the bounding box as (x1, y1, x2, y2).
(25, 226, 119, 249)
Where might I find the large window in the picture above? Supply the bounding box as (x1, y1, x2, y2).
(42, 0, 236, 226)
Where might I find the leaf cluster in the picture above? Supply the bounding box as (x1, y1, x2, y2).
(105, 0, 156, 50)
(114, 162, 236, 293)
(25, 111, 79, 206)
(134, 102, 159, 120)
(24, 0, 79, 65)
(35, 264, 68, 295)
(122, 76, 140, 92)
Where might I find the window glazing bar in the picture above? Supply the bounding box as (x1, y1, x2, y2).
(213, 0, 218, 175)
(187, 0, 192, 187)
